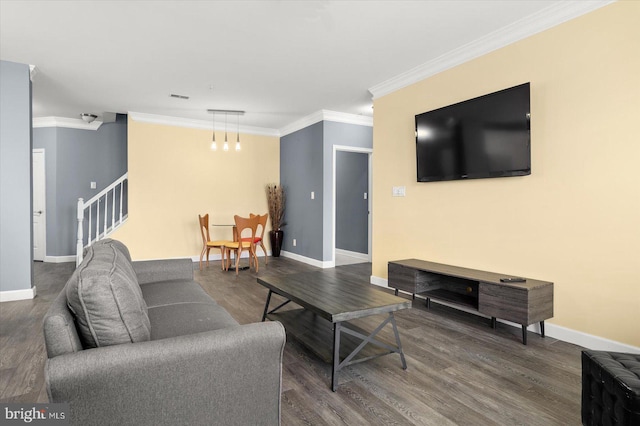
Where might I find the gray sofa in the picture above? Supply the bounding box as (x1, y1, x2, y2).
(43, 239, 286, 426)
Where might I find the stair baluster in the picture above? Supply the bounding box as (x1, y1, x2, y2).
(76, 173, 128, 265)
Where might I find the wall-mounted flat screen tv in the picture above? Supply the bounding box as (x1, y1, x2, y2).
(415, 82, 531, 182)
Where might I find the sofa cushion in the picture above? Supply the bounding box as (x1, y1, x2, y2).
(148, 303, 239, 341)
(66, 244, 151, 348)
(140, 279, 217, 308)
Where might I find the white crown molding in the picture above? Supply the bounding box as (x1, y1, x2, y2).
(368, 0, 616, 99)
(278, 111, 325, 137)
(322, 110, 373, 127)
(32, 116, 103, 131)
(29, 64, 37, 81)
(33, 109, 373, 138)
(279, 112, 322, 137)
(128, 111, 280, 137)
(279, 109, 373, 137)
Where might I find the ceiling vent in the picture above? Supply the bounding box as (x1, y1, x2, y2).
(170, 93, 189, 100)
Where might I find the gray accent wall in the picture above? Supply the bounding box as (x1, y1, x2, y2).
(33, 114, 128, 256)
(280, 122, 324, 260)
(336, 151, 368, 254)
(280, 120, 372, 263)
(0, 60, 33, 292)
(322, 121, 372, 260)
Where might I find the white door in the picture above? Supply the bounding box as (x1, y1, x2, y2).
(33, 149, 46, 261)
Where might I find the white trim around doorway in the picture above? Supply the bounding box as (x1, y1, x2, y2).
(332, 145, 373, 266)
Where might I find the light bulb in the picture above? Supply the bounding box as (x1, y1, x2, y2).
(223, 142, 229, 151)
(210, 141, 217, 151)
(235, 141, 241, 151)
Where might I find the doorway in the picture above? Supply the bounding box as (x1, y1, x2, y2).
(333, 146, 372, 266)
(33, 149, 46, 261)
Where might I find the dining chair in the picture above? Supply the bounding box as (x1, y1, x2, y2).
(198, 214, 232, 271)
(224, 215, 260, 275)
(245, 213, 269, 266)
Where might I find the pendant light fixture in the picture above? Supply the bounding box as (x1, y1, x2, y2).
(235, 113, 241, 151)
(207, 109, 245, 152)
(223, 112, 229, 152)
(210, 111, 217, 151)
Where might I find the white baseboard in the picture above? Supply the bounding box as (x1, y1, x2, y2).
(335, 248, 369, 261)
(0, 286, 37, 302)
(370, 275, 640, 354)
(44, 255, 76, 263)
(541, 323, 640, 354)
(370, 275, 388, 288)
(281, 250, 334, 269)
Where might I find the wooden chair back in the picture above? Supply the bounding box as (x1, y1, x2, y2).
(234, 214, 258, 243)
(198, 213, 229, 271)
(198, 213, 210, 245)
(250, 213, 269, 242)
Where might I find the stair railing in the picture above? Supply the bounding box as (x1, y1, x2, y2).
(76, 173, 128, 265)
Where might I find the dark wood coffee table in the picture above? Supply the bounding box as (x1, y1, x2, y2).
(258, 270, 411, 391)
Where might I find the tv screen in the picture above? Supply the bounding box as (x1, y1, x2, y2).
(415, 83, 531, 182)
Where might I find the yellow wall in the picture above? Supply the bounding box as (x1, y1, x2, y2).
(112, 118, 280, 260)
(372, 2, 640, 347)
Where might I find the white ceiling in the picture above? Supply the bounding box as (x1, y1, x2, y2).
(0, 1, 610, 133)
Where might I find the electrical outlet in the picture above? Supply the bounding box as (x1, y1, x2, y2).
(293, 239, 297, 247)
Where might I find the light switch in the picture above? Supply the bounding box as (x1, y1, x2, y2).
(364, 192, 368, 200)
(392, 186, 406, 197)
(311, 191, 315, 200)
(90, 181, 97, 189)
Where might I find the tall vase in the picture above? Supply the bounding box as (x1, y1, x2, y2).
(269, 229, 284, 257)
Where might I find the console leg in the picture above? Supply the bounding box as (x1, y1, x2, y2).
(491, 317, 496, 329)
(425, 297, 430, 309)
(522, 325, 527, 345)
(394, 288, 398, 296)
(540, 321, 545, 337)
(412, 293, 415, 300)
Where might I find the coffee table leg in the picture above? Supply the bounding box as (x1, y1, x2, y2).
(332, 322, 341, 392)
(390, 313, 407, 370)
(261, 290, 272, 322)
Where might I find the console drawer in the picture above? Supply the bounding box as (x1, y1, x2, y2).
(479, 283, 528, 324)
(479, 282, 553, 325)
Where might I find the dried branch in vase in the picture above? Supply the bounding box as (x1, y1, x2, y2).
(266, 183, 285, 230)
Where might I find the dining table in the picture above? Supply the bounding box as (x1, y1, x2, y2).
(210, 223, 237, 241)
(211, 223, 250, 271)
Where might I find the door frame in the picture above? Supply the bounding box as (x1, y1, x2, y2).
(332, 145, 373, 264)
(32, 148, 46, 261)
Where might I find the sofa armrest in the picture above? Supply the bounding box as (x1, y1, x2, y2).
(131, 258, 194, 284)
(46, 321, 285, 426)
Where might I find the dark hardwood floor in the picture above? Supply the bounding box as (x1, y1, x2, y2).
(0, 257, 583, 425)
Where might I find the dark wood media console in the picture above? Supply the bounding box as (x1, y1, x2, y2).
(388, 259, 554, 344)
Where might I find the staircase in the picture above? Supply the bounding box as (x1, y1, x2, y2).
(76, 173, 128, 265)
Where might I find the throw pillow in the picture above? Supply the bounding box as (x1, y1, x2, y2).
(66, 243, 151, 348)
